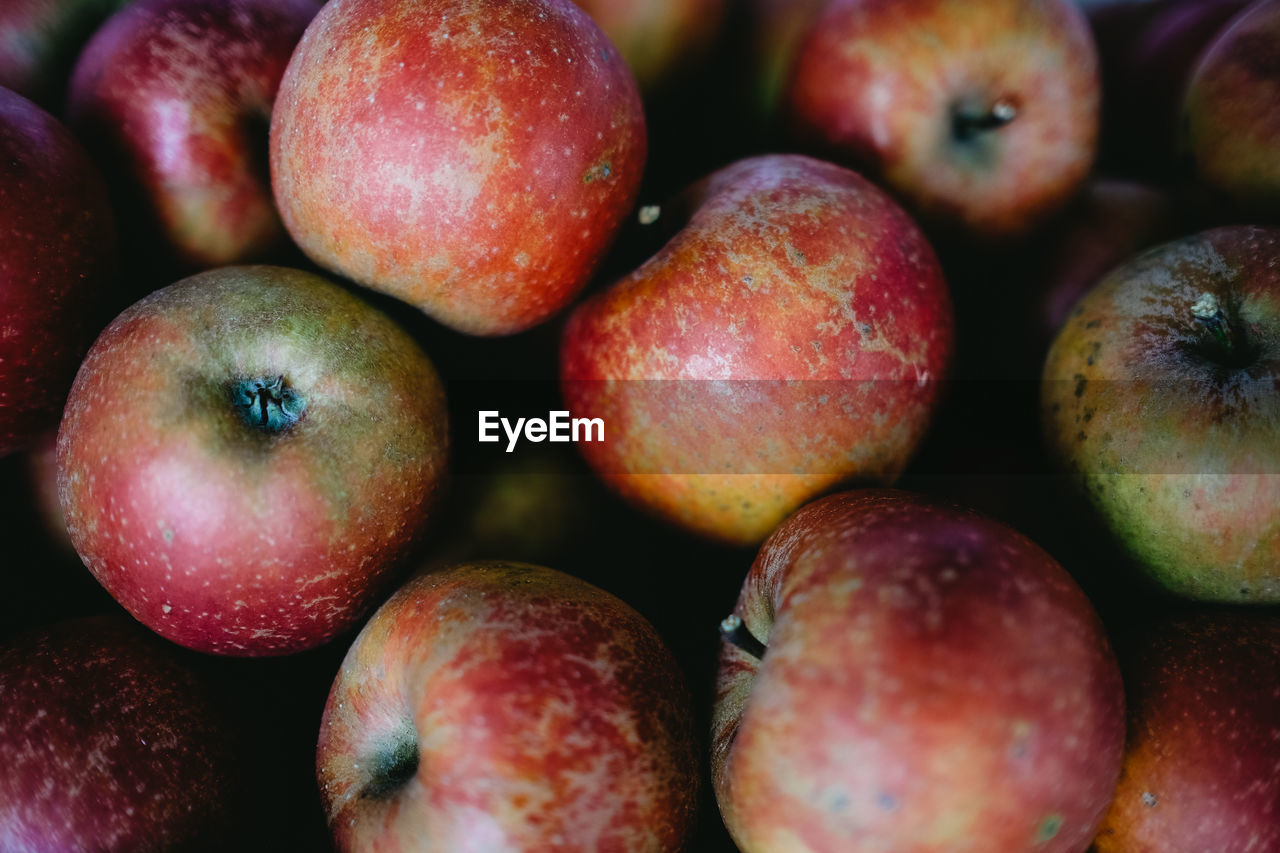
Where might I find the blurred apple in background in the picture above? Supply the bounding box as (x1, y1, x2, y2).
(0, 86, 115, 458)
(712, 490, 1126, 853)
(782, 0, 1100, 241)
(1042, 226, 1280, 603)
(57, 266, 450, 656)
(0, 0, 130, 110)
(572, 0, 727, 94)
(67, 0, 319, 276)
(0, 615, 242, 850)
(1094, 610, 1280, 852)
(317, 561, 699, 851)
(561, 154, 953, 546)
(1182, 0, 1280, 216)
(271, 0, 647, 336)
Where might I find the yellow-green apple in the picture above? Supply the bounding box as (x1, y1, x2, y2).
(271, 0, 646, 336)
(783, 0, 1100, 240)
(712, 489, 1126, 853)
(572, 0, 727, 93)
(1041, 226, 1280, 602)
(0, 615, 241, 849)
(1182, 0, 1280, 215)
(316, 560, 699, 851)
(560, 154, 953, 545)
(0, 0, 130, 109)
(0, 86, 115, 458)
(1094, 610, 1280, 852)
(56, 266, 450, 656)
(67, 0, 320, 270)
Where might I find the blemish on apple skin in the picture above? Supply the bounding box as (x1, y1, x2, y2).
(1035, 814, 1064, 844)
(1141, 791, 1158, 807)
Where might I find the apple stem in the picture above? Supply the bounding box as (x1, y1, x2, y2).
(231, 375, 306, 432)
(952, 98, 1018, 140)
(719, 614, 766, 660)
(1191, 291, 1236, 353)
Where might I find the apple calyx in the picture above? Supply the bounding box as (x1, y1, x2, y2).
(719, 613, 766, 660)
(1190, 291, 1253, 368)
(951, 96, 1019, 143)
(230, 375, 305, 432)
(361, 730, 419, 800)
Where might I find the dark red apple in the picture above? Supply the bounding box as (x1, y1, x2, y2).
(271, 0, 647, 336)
(0, 0, 129, 109)
(67, 0, 320, 270)
(1094, 611, 1280, 852)
(561, 153, 953, 545)
(316, 560, 699, 851)
(0, 615, 241, 849)
(57, 265, 450, 656)
(712, 489, 1126, 852)
(0, 85, 115, 458)
(783, 0, 1100, 240)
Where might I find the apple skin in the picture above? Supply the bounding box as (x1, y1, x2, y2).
(0, 614, 241, 850)
(271, 0, 646, 336)
(783, 0, 1100, 240)
(66, 0, 321, 270)
(561, 154, 953, 546)
(57, 265, 450, 656)
(571, 0, 727, 93)
(1041, 226, 1280, 603)
(316, 560, 699, 852)
(0, 86, 116, 458)
(0, 0, 131, 109)
(1182, 0, 1280, 214)
(1094, 611, 1280, 852)
(711, 489, 1126, 853)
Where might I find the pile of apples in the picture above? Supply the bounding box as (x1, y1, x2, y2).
(0, 0, 1276, 850)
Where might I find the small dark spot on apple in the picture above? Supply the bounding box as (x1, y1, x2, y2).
(1083, 408, 1094, 422)
(1035, 814, 1064, 843)
(1076, 431, 1087, 442)
(1074, 375, 1087, 398)
(876, 791, 899, 812)
(1085, 319, 1101, 329)
(1142, 791, 1158, 808)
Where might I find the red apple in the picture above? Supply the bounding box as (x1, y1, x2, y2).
(1041, 226, 1280, 602)
(67, 0, 320, 270)
(561, 154, 954, 545)
(271, 0, 646, 336)
(743, 0, 827, 118)
(1182, 0, 1280, 214)
(0, 85, 115, 458)
(0, 614, 241, 849)
(783, 0, 1100, 240)
(316, 560, 699, 851)
(712, 489, 1126, 852)
(57, 265, 450, 656)
(0, 0, 130, 109)
(572, 0, 727, 93)
(1094, 611, 1280, 852)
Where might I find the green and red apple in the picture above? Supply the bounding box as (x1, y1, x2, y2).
(316, 561, 699, 851)
(57, 265, 450, 655)
(561, 153, 953, 545)
(67, 0, 320, 271)
(712, 490, 1126, 852)
(572, 0, 726, 93)
(1042, 226, 1280, 602)
(782, 0, 1100, 240)
(271, 0, 646, 336)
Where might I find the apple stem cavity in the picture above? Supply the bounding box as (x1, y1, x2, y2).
(719, 613, 766, 660)
(230, 375, 306, 432)
(361, 733, 420, 800)
(1190, 291, 1253, 367)
(951, 97, 1019, 142)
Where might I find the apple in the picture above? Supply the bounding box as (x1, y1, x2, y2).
(572, 0, 727, 93)
(316, 560, 699, 851)
(0, 85, 116, 458)
(0, 0, 130, 109)
(1094, 610, 1280, 852)
(271, 0, 646, 336)
(1041, 225, 1280, 602)
(0, 614, 241, 849)
(782, 0, 1100, 240)
(743, 0, 827, 119)
(711, 489, 1126, 852)
(561, 153, 954, 545)
(1182, 0, 1280, 215)
(57, 265, 450, 656)
(66, 0, 321, 271)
